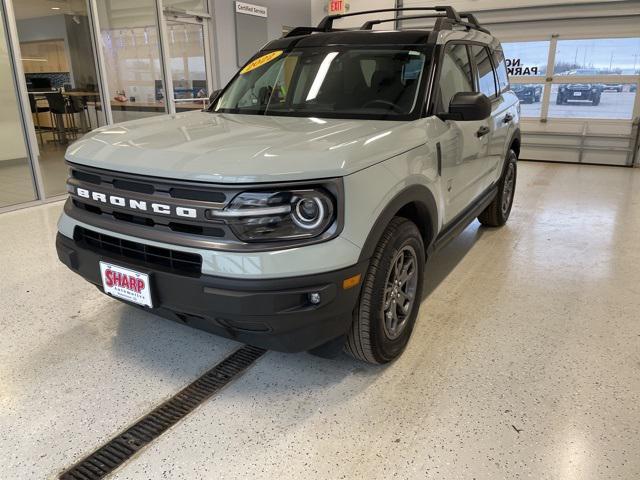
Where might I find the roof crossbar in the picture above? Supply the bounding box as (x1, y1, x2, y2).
(361, 12, 490, 35)
(317, 6, 461, 31)
(361, 14, 446, 30)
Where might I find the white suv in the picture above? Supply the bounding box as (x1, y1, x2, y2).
(56, 7, 520, 364)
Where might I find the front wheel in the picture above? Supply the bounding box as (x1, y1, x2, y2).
(478, 150, 517, 227)
(345, 217, 425, 364)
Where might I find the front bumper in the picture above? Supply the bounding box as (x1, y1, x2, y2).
(56, 232, 367, 352)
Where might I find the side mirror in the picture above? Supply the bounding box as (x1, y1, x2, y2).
(439, 92, 491, 121)
(208, 89, 222, 105)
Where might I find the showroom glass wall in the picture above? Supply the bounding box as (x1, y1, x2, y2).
(0, 0, 214, 212)
(503, 37, 640, 121)
(0, 2, 38, 208)
(503, 34, 640, 166)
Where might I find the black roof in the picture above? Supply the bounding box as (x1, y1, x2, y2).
(264, 30, 432, 51)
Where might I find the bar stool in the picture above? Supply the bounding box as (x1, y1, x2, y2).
(67, 95, 91, 135)
(28, 94, 50, 146)
(45, 92, 70, 144)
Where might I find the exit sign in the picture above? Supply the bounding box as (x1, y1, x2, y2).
(329, 0, 346, 14)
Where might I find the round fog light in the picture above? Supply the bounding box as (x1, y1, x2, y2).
(308, 292, 321, 305)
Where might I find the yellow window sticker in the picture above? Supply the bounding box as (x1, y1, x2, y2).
(240, 51, 284, 74)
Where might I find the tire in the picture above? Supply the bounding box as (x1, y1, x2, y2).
(345, 217, 425, 364)
(477, 149, 517, 227)
(556, 96, 564, 105)
(592, 96, 600, 106)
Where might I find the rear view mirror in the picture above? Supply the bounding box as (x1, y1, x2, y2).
(439, 92, 491, 121)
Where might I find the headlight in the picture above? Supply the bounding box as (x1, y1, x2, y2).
(209, 188, 335, 242)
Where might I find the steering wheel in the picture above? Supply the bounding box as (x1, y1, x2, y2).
(362, 99, 404, 113)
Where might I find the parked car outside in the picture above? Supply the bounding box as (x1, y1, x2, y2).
(556, 84, 603, 105)
(513, 84, 542, 103)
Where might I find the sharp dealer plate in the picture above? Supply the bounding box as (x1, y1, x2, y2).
(100, 262, 153, 307)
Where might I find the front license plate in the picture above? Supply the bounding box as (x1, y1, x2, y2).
(573, 91, 582, 97)
(100, 261, 153, 307)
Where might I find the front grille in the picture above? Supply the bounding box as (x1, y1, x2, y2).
(68, 165, 234, 241)
(73, 199, 226, 237)
(74, 226, 202, 275)
(70, 166, 229, 203)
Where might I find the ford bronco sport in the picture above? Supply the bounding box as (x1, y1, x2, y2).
(56, 7, 520, 364)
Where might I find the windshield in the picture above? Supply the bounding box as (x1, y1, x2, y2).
(211, 47, 428, 120)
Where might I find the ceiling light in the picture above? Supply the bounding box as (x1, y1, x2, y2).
(51, 7, 61, 10)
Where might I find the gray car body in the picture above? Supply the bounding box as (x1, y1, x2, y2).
(58, 28, 520, 279)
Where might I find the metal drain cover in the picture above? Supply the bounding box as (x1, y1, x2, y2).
(59, 345, 266, 479)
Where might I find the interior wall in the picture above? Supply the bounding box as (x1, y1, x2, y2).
(401, 0, 626, 11)
(15, 14, 67, 43)
(398, 0, 640, 40)
(63, 15, 97, 89)
(211, 0, 311, 87)
(15, 14, 99, 88)
(310, 0, 395, 28)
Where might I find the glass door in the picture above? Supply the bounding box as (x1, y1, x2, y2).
(0, 2, 38, 208)
(11, 0, 108, 197)
(96, 0, 169, 123)
(161, 1, 212, 114)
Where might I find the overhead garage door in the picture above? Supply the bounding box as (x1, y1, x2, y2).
(504, 36, 640, 166)
(398, 0, 640, 167)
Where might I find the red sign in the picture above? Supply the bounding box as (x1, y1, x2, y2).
(104, 268, 146, 293)
(329, 0, 345, 14)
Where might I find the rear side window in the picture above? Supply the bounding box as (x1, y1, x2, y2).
(471, 45, 497, 98)
(491, 48, 510, 92)
(436, 43, 474, 113)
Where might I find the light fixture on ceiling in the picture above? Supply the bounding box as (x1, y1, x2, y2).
(51, 6, 61, 9)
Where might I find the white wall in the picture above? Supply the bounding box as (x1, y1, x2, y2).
(212, 0, 311, 87)
(402, 0, 625, 11)
(400, 0, 640, 40)
(310, 0, 640, 40)
(310, 0, 395, 28)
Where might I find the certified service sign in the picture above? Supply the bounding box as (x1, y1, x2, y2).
(235, 1, 268, 18)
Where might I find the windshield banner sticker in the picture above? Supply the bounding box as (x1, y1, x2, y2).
(241, 51, 283, 74)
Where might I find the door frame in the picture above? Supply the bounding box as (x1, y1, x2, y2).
(159, 3, 214, 114)
(0, 0, 218, 213)
(0, 0, 47, 212)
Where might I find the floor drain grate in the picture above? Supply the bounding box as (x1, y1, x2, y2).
(59, 345, 266, 480)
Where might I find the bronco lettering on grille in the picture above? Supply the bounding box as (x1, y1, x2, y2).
(75, 187, 198, 218)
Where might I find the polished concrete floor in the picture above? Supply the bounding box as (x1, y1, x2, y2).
(0, 161, 639, 479)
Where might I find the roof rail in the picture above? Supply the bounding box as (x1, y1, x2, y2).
(317, 6, 461, 31)
(361, 14, 446, 30)
(361, 11, 490, 35)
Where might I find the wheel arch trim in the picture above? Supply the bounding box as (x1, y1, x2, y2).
(357, 184, 438, 262)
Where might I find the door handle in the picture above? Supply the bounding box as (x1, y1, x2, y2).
(476, 126, 490, 138)
(503, 113, 513, 124)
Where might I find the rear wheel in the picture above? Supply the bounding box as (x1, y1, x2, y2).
(478, 149, 517, 227)
(592, 96, 600, 106)
(345, 217, 425, 364)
